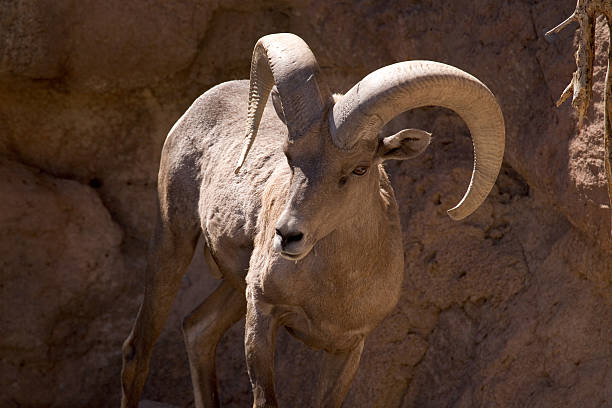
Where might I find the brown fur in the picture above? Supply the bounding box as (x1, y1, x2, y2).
(120, 79, 432, 408)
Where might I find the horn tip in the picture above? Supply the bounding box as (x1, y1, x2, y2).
(234, 158, 246, 175)
(447, 206, 468, 221)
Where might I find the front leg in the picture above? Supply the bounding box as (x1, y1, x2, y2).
(315, 338, 365, 408)
(245, 286, 279, 408)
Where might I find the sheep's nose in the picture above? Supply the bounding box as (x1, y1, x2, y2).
(275, 228, 304, 248)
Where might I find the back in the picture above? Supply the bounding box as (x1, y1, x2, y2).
(162, 80, 289, 281)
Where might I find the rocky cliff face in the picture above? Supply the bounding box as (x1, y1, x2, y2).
(2, 1, 611, 407)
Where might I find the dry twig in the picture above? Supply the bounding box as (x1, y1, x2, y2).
(548, 0, 612, 232)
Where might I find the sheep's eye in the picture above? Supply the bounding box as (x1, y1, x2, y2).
(352, 166, 368, 176)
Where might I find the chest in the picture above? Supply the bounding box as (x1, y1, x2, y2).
(251, 224, 404, 349)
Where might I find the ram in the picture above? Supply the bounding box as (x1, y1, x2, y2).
(120, 33, 505, 408)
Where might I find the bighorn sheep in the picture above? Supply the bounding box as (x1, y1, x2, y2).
(120, 33, 505, 408)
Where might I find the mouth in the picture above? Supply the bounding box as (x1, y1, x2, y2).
(279, 250, 306, 261)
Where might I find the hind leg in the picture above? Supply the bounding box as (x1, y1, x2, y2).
(182, 280, 246, 408)
(121, 217, 199, 408)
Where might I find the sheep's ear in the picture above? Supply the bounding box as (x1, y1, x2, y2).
(376, 129, 431, 161)
(271, 86, 286, 124)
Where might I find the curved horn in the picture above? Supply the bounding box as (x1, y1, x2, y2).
(330, 61, 505, 220)
(234, 33, 330, 174)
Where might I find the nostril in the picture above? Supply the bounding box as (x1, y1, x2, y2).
(276, 228, 304, 246)
(286, 232, 303, 244)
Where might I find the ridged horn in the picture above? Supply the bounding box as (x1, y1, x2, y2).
(330, 61, 505, 220)
(235, 33, 330, 174)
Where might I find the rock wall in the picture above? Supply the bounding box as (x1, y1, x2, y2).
(1, 0, 611, 407)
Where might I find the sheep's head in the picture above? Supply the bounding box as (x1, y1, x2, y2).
(236, 33, 505, 261)
(270, 112, 432, 260)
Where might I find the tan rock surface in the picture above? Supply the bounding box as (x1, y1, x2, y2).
(0, 158, 129, 406)
(1, 1, 611, 407)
